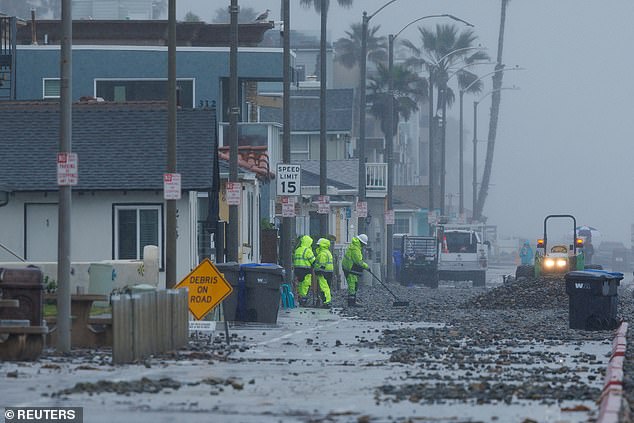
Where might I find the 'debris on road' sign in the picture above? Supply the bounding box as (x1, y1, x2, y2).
(175, 258, 233, 320)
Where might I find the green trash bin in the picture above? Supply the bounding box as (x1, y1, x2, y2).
(240, 264, 285, 324)
(564, 270, 623, 330)
(215, 262, 241, 321)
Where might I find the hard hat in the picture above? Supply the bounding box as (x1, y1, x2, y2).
(316, 238, 326, 246)
(358, 234, 368, 245)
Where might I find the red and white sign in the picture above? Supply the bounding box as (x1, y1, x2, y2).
(281, 196, 295, 217)
(385, 209, 395, 225)
(57, 152, 78, 186)
(317, 195, 330, 214)
(427, 210, 437, 224)
(356, 201, 367, 218)
(226, 182, 241, 205)
(163, 173, 181, 200)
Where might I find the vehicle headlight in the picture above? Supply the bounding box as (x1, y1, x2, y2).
(556, 259, 567, 267)
(544, 258, 555, 268)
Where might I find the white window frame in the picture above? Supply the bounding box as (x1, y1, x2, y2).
(114, 204, 163, 268)
(291, 134, 310, 160)
(43, 78, 60, 99)
(394, 214, 411, 235)
(93, 78, 196, 108)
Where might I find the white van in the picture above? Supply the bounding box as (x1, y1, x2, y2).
(437, 228, 488, 286)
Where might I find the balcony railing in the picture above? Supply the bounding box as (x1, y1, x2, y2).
(365, 163, 387, 195)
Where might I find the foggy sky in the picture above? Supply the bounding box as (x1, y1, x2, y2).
(181, 1, 634, 246)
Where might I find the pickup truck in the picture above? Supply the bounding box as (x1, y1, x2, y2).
(437, 229, 487, 287)
(393, 234, 439, 288)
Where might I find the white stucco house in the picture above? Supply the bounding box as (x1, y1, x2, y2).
(0, 100, 220, 287)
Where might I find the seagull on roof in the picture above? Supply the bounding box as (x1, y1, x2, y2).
(254, 9, 271, 22)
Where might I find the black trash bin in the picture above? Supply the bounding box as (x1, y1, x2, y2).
(215, 262, 241, 321)
(240, 264, 285, 324)
(564, 270, 623, 330)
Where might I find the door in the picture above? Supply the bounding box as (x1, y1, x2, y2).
(25, 203, 58, 261)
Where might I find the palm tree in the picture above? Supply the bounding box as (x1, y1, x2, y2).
(333, 23, 387, 141)
(334, 23, 387, 69)
(184, 11, 201, 22)
(300, 0, 353, 236)
(474, 0, 511, 222)
(366, 63, 427, 137)
(403, 23, 489, 215)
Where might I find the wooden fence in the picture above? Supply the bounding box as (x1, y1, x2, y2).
(111, 289, 189, 364)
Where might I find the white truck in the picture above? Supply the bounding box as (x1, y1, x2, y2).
(437, 225, 488, 287)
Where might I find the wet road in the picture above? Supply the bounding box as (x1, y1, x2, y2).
(1, 263, 622, 423)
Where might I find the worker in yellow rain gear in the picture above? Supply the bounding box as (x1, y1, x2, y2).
(341, 234, 369, 307)
(293, 235, 316, 306)
(314, 238, 334, 308)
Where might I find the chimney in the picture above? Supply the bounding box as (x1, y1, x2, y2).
(30, 9, 37, 45)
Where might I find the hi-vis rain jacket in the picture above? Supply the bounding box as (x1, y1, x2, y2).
(342, 237, 369, 276)
(293, 235, 316, 271)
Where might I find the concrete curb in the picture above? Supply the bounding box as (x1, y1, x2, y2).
(597, 322, 630, 423)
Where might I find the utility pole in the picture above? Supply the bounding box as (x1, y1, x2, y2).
(56, 0, 72, 353)
(281, 0, 293, 278)
(386, 34, 395, 282)
(472, 100, 478, 220)
(319, 4, 328, 236)
(427, 67, 434, 233)
(357, 11, 368, 234)
(165, 0, 177, 287)
(227, 0, 239, 262)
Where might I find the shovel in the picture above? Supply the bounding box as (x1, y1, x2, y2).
(366, 268, 410, 307)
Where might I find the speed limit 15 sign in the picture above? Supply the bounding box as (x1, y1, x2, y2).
(276, 164, 301, 196)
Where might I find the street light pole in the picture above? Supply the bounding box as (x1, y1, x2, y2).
(227, 0, 239, 262)
(386, 34, 394, 282)
(357, 11, 368, 234)
(472, 99, 478, 220)
(358, 0, 399, 236)
(385, 14, 473, 278)
(471, 85, 519, 222)
(459, 66, 524, 217)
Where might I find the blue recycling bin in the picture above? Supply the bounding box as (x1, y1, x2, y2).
(564, 270, 623, 330)
(240, 264, 285, 324)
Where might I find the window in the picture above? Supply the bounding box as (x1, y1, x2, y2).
(291, 135, 310, 161)
(114, 205, 163, 267)
(43, 78, 60, 98)
(95, 79, 195, 108)
(444, 232, 477, 254)
(394, 216, 410, 235)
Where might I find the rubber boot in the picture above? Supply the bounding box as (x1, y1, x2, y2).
(348, 294, 363, 308)
(299, 296, 308, 307)
(347, 295, 355, 307)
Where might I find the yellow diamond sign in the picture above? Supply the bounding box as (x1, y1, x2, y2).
(175, 258, 233, 320)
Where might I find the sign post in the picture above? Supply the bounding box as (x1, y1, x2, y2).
(226, 182, 241, 206)
(57, 152, 78, 186)
(385, 209, 395, 225)
(317, 195, 330, 214)
(281, 196, 295, 217)
(276, 164, 301, 196)
(175, 258, 233, 320)
(163, 173, 181, 200)
(356, 201, 367, 218)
